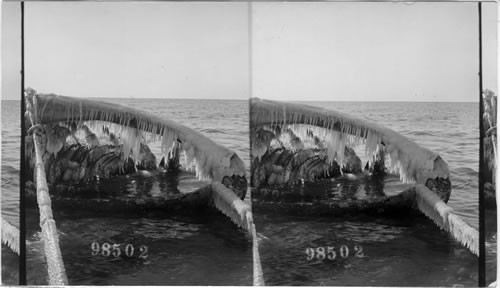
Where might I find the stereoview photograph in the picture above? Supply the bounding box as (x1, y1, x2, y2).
(249, 1, 495, 286)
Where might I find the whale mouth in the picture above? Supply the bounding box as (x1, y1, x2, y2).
(250, 126, 416, 217)
(250, 98, 477, 256)
(250, 98, 451, 185)
(250, 98, 452, 201)
(22, 89, 256, 285)
(25, 88, 247, 185)
(24, 89, 253, 232)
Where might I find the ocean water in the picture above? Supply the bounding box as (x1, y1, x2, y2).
(253, 101, 479, 286)
(1, 100, 21, 284)
(18, 98, 252, 285)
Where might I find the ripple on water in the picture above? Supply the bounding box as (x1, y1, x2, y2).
(255, 213, 478, 286)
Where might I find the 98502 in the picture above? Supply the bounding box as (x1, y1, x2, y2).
(305, 245, 364, 261)
(91, 242, 148, 259)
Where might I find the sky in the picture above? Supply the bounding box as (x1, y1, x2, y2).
(252, 2, 497, 102)
(2, 2, 21, 101)
(3, 2, 250, 100)
(2, 1, 497, 102)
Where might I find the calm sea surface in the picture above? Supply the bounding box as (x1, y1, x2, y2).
(254, 101, 479, 286)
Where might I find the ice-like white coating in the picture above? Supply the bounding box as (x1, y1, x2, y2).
(32, 92, 246, 182)
(211, 182, 253, 231)
(250, 98, 450, 184)
(1, 218, 19, 255)
(415, 184, 478, 256)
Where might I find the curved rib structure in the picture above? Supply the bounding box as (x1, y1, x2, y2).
(25, 87, 250, 224)
(250, 98, 477, 255)
(28, 88, 246, 183)
(251, 98, 449, 186)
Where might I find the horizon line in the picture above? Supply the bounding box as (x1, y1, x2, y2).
(262, 99, 479, 103)
(2, 97, 479, 103)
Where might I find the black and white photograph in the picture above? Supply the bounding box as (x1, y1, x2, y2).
(3, 1, 255, 285)
(2, 1, 22, 284)
(0, 0, 498, 287)
(250, 2, 495, 286)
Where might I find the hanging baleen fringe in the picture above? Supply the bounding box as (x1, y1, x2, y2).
(1, 218, 20, 255)
(251, 98, 449, 184)
(25, 89, 252, 237)
(32, 91, 246, 183)
(250, 98, 478, 256)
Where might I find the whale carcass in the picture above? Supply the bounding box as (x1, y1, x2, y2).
(23, 89, 252, 228)
(18, 88, 260, 285)
(250, 98, 478, 256)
